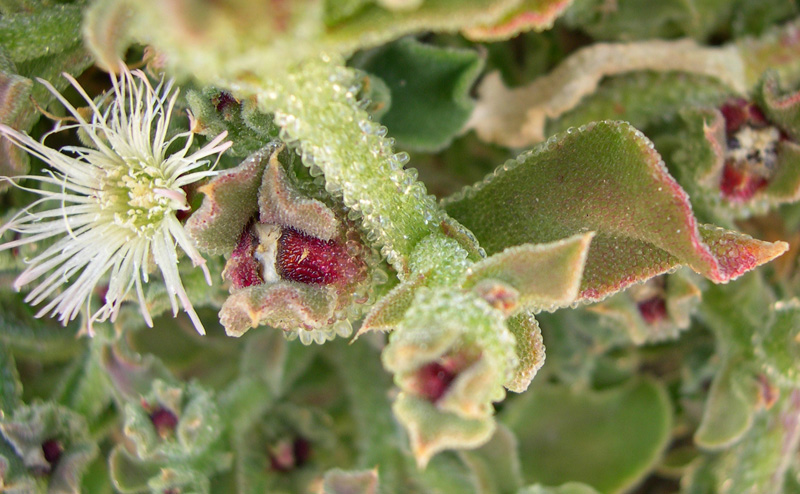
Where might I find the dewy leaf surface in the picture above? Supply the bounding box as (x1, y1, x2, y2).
(444, 121, 788, 302)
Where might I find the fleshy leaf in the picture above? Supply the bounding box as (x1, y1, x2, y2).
(358, 276, 422, 335)
(0, 4, 83, 63)
(457, 424, 523, 494)
(353, 37, 484, 151)
(463, 233, 593, 313)
(393, 393, 495, 469)
(462, 0, 573, 41)
(546, 71, 733, 138)
(588, 271, 701, 344)
(502, 379, 672, 493)
(696, 389, 800, 494)
(444, 121, 788, 303)
(219, 282, 335, 338)
(468, 40, 746, 147)
(320, 468, 379, 494)
(0, 403, 99, 494)
(258, 153, 340, 241)
(755, 299, 800, 387)
(186, 87, 279, 158)
(106, 0, 522, 86)
(82, 0, 134, 71)
(186, 144, 279, 256)
(518, 483, 601, 494)
(694, 357, 760, 449)
(504, 311, 545, 393)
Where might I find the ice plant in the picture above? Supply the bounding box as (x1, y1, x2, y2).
(0, 66, 231, 334)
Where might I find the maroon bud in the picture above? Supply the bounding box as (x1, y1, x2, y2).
(211, 91, 239, 119)
(149, 407, 179, 438)
(637, 296, 668, 325)
(411, 353, 476, 403)
(414, 362, 457, 402)
(269, 437, 312, 472)
(227, 226, 264, 289)
(277, 227, 360, 285)
(41, 438, 62, 467)
(720, 163, 770, 202)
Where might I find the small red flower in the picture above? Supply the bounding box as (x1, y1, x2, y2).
(718, 99, 784, 202)
(637, 296, 668, 325)
(41, 438, 63, 468)
(148, 406, 179, 438)
(410, 353, 476, 403)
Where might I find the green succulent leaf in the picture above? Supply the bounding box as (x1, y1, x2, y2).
(354, 37, 484, 152)
(321, 468, 379, 494)
(52, 339, 113, 424)
(457, 424, 523, 494)
(517, 483, 601, 494)
(546, 71, 733, 137)
(0, 3, 92, 180)
(187, 145, 279, 256)
(0, 403, 99, 494)
(446, 121, 788, 302)
(755, 300, 800, 387)
(702, 389, 800, 494)
(0, 4, 83, 63)
(462, 0, 574, 41)
(101, 0, 523, 86)
(694, 357, 760, 449)
(502, 378, 672, 493)
(186, 88, 278, 158)
(464, 233, 593, 313)
(393, 393, 496, 469)
(504, 311, 545, 393)
(0, 343, 21, 414)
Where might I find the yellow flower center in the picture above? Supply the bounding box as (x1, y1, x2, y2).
(99, 158, 186, 238)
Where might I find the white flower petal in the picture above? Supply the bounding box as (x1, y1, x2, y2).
(0, 66, 229, 334)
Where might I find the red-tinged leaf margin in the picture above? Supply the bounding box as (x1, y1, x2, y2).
(444, 121, 788, 303)
(462, 0, 574, 42)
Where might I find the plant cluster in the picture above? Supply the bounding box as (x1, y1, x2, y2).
(1, 1, 800, 493)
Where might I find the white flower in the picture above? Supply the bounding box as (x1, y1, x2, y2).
(0, 66, 231, 335)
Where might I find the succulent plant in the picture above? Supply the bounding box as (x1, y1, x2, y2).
(2, 1, 800, 493)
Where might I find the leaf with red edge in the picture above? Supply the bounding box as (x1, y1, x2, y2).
(444, 121, 788, 303)
(186, 144, 279, 256)
(462, 0, 574, 41)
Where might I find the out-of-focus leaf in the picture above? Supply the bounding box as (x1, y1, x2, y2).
(354, 38, 483, 152)
(106, 0, 522, 86)
(0, 291, 83, 361)
(0, 343, 21, 414)
(0, 402, 99, 494)
(518, 483, 601, 494)
(547, 71, 733, 137)
(53, 339, 113, 424)
(756, 300, 800, 387)
(445, 121, 787, 303)
(504, 312, 545, 393)
(694, 357, 760, 449)
(468, 40, 745, 147)
(457, 424, 523, 494)
(320, 468, 379, 494)
(462, 0, 574, 41)
(502, 378, 672, 493)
